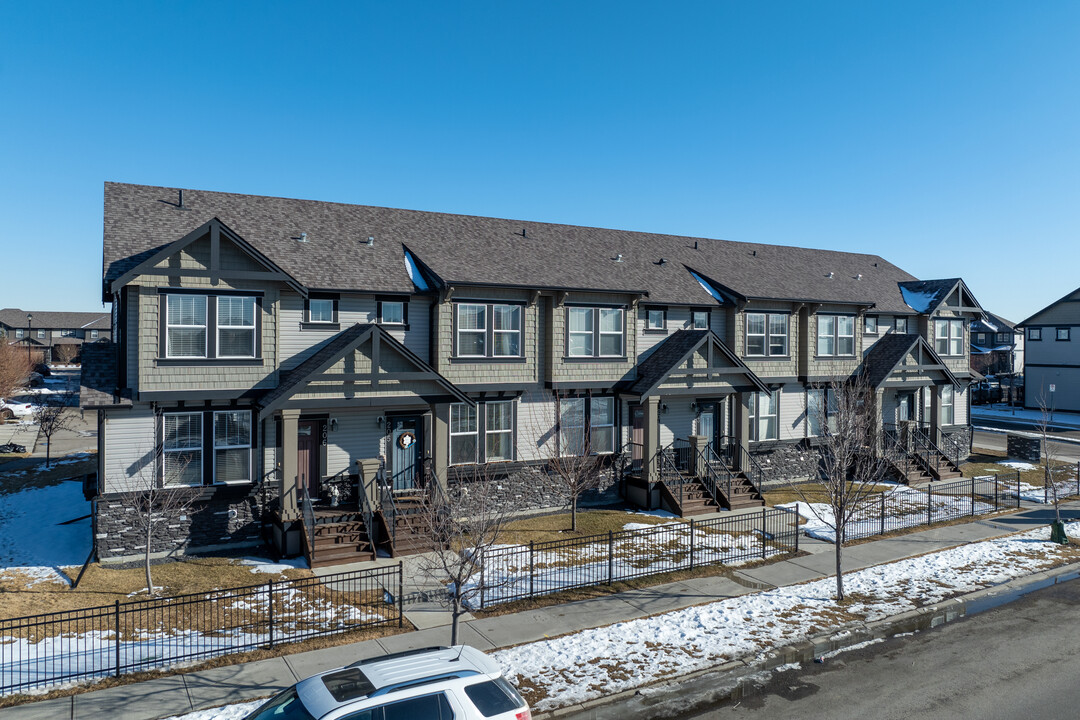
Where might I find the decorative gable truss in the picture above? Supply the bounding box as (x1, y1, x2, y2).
(621, 329, 769, 399)
(859, 333, 961, 390)
(257, 324, 472, 419)
(107, 218, 305, 297)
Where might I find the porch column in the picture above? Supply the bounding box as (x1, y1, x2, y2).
(929, 385, 942, 445)
(733, 392, 751, 472)
(642, 396, 661, 483)
(279, 409, 301, 521)
(430, 403, 449, 486)
(688, 435, 709, 476)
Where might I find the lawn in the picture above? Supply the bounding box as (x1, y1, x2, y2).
(495, 508, 676, 545)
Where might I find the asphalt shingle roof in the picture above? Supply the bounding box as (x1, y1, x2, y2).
(104, 183, 921, 312)
(859, 333, 959, 389)
(79, 341, 129, 408)
(0, 308, 109, 331)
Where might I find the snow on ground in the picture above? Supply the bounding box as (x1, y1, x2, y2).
(493, 521, 1080, 712)
(239, 556, 310, 574)
(999, 460, 1037, 471)
(463, 519, 788, 607)
(1009, 477, 1080, 504)
(777, 484, 996, 542)
(160, 700, 264, 720)
(0, 480, 90, 584)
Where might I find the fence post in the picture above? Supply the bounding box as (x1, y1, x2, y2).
(761, 507, 767, 560)
(398, 561, 404, 627)
(994, 475, 999, 510)
(794, 511, 799, 553)
(480, 562, 485, 610)
(880, 490, 885, 536)
(971, 476, 975, 517)
(1017, 471, 1021, 509)
(529, 542, 535, 599)
(268, 580, 275, 649)
(607, 531, 614, 586)
(689, 519, 695, 571)
(114, 600, 121, 678)
(927, 484, 932, 527)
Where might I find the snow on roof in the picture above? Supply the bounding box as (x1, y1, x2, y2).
(403, 248, 430, 291)
(900, 286, 939, 313)
(689, 270, 726, 304)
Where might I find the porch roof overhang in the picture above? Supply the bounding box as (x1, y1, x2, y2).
(857, 333, 961, 390)
(256, 323, 472, 420)
(618, 329, 770, 399)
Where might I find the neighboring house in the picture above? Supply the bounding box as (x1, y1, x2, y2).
(969, 312, 1023, 376)
(0, 308, 111, 363)
(1019, 286, 1080, 412)
(82, 183, 986, 565)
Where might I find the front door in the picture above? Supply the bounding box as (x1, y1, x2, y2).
(698, 402, 716, 454)
(390, 417, 421, 491)
(897, 392, 915, 423)
(630, 404, 644, 474)
(297, 420, 320, 499)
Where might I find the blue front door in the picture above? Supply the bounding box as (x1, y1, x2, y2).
(390, 418, 421, 491)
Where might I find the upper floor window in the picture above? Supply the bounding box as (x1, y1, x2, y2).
(378, 298, 407, 326)
(455, 302, 522, 358)
(864, 316, 878, 335)
(36, 329, 45, 340)
(817, 315, 854, 357)
(691, 310, 709, 330)
(308, 298, 335, 323)
(558, 396, 615, 455)
(746, 313, 788, 357)
(895, 316, 908, 333)
(1057, 328, 1071, 341)
(163, 412, 203, 486)
(90, 330, 99, 339)
(59, 329, 76, 337)
(1028, 327, 1042, 341)
(644, 308, 666, 331)
(14, 329, 23, 339)
(748, 390, 779, 441)
(995, 333, 1010, 344)
(567, 307, 624, 358)
(167, 294, 207, 358)
(218, 296, 256, 358)
(974, 333, 987, 346)
(934, 318, 964, 356)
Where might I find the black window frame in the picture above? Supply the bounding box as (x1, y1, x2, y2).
(565, 305, 627, 360)
(643, 306, 667, 333)
(1028, 327, 1042, 341)
(452, 301, 525, 361)
(302, 294, 340, 329)
(377, 295, 409, 329)
(1056, 327, 1071, 341)
(448, 398, 518, 465)
(157, 289, 264, 365)
(815, 313, 855, 357)
(864, 315, 878, 335)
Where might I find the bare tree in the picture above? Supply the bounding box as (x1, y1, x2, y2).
(414, 465, 515, 645)
(0, 340, 31, 407)
(53, 343, 80, 365)
(1035, 391, 1069, 544)
(32, 388, 77, 467)
(116, 450, 200, 596)
(787, 375, 889, 601)
(522, 389, 609, 532)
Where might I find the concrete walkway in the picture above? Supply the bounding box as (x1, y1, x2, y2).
(7, 500, 1080, 720)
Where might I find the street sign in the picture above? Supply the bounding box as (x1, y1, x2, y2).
(1050, 384, 1056, 392)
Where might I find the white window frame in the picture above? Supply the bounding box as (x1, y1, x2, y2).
(217, 296, 257, 359)
(748, 390, 779, 441)
(455, 304, 487, 358)
(36, 329, 45, 340)
(807, 388, 839, 437)
(817, 315, 855, 357)
(934, 318, 965, 356)
(14, 329, 23, 339)
(589, 396, 616, 454)
(90, 330, 99, 339)
(308, 298, 334, 323)
(691, 310, 709, 329)
(163, 412, 203, 486)
(166, 294, 207, 359)
(865, 316, 878, 334)
(379, 300, 405, 325)
(213, 410, 252, 485)
(941, 385, 955, 425)
(746, 313, 767, 356)
(484, 400, 515, 462)
(449, 403, 478, 465)
(60, 328, 75, 337)
(645, 308, 666, 330)
(491, 304, 522, 357)
(895, 316, 908, 333)
(567, 307, 625, 358)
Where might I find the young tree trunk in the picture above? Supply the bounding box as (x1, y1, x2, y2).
(834, 534, 844, 602)
(144, 522, 154, 597)
(45, 438, 51, 469)
(571, 496, 578, 532)
(450, 593, 461, 645)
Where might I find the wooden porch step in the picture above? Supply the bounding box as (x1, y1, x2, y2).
(309, 545, 376, 568)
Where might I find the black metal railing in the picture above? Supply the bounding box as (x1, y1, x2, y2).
(697, 444, 736, 505)
(475, 508, 798, 608)
(299, 484, 316, 560)
(0, 564, 404, 696)
(377, 465, 400, 546)
(720, 438, 765, 489)
(658, 439, 692, 506)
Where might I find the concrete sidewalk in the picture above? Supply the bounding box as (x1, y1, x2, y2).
(7, 500, 1080, 720)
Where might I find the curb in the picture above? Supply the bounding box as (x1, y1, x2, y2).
(533, 560, 1080, 719)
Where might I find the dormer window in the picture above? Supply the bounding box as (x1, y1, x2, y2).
(934, 318, 964, 356)
(161, 291, 261, 362)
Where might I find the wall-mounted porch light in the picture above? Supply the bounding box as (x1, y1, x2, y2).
(376, 415, 384, 427)
(329, 418, 338, 432)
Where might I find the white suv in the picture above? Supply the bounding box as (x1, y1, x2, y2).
(242, 645, 531, 720)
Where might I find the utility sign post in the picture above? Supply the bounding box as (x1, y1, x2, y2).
(1050, 384, 1056, 422)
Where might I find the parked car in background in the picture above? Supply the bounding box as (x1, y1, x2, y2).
(0, 398, 34, 421)
(20, 372, 43, 388)
(32, 363, 51, 378)
(242, 645, 531, 720)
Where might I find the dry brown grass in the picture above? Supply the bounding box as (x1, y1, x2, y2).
(494, 509, 675, 546)
(0, 556, 313, 620)
(962, 454, 1077, 491)
(763, 483, 896, 507)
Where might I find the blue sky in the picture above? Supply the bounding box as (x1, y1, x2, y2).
(2, 1, 1077, 324)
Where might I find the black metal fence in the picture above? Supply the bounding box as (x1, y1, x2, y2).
(475, 508, 799, 608)
(0, 563, 403, 696)
(1037, 462, 1080, 505)
(843, 472, 1022, 542)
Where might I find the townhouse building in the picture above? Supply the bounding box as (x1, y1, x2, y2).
(1, 308, 111, 363)
(1020, 286, 1080, 412)
(82, 183, 984, 565)
(969, 312, 1023, 377)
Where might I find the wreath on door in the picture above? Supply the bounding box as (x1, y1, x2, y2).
(398, 431, 416, 450)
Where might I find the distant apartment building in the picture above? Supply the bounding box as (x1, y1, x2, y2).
(1020, 286, 1080, 412)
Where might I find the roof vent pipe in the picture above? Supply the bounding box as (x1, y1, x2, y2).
(366, 236, 374, 247)
(297, 232, 308, 243)
(752, 250, 757, 257)
(615, 254, 623, 263)
(694, 241, 698, 250)
(178, 189, 185, 208)
(827, 271, 834, 279)
(857, 273, 863, 280)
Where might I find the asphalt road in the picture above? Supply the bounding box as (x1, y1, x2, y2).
(683, 578, 1080, 720)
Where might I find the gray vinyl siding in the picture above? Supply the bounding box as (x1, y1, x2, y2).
(779, 384, 805, 440)
(516, 389, 557, 462)
(102, 407, 157, 494)
(1025, 328, 1080, 365)
(710, 309, 730, 347)
(324, 408, 386, 472)
(636, 306, 691, 361)
(658, 401, 695, 446)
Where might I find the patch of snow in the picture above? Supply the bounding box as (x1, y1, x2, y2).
(0, 480, 90, 570)
(688, 269, 726, 304)
(999, 460, 1037, 471)
(159, 700, 263, 720)
(239, 556, 309, 574)
(403, 249, 430, 291)
(900, 287, 939, 313)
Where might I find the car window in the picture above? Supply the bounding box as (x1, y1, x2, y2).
(243, 688, 317, 720)
(343, 692, 454, 720)
(463, 679, 524, 716)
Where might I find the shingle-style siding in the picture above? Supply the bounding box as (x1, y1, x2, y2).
(435, 287, 539, 387)
(928, 307, 971, 375)
(101, 407, 157, 494)
(805, 308, 863, 379)
(738, 302, 800, 380)
(548, 292, 637, 384)
(637, 306, 692, 361)
(125, 287, 139, 389)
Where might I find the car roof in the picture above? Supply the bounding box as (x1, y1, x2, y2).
(295, 645, 502, 718)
